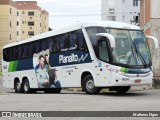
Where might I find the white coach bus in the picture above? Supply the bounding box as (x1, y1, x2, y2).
(2, 21, 158, 94)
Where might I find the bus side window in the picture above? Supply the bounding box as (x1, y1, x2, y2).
(77, 30, 88, 51)
(48, 36, 59, 54)
(3, 48, 9, 62)
(4, 48, 10, 62)
(41, 39, 48, 51)
(98, 40, 109, 62)
(48, 38, 53, 53)
(53, 36, 60, 53)
(86, 27, 105, 46)
(22, 45, 27, 59)
(18, 46, 22, 60)
(9, 48, 13, 61)
(33, 41, 40, 54)
(12, 48, 15, 61)
(59, 34, 66, 51)
(69, 32, 77, 49)
(3, 49, 7, 61)
(13, 47, 17, 61)
(28, 43, 33, 58)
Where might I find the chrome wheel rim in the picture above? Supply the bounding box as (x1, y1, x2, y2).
(24, 82, 29, 92)
(16, 82, 21, 90)
(86, 79, 94, 91)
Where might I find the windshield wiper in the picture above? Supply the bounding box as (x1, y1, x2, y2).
(133, 43, 147, 67)
(126, 44, 136, 65)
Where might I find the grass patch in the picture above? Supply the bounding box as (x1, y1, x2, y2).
(0, 92, 6, 95)
(64, 88, 82, 92)
(100, 88, 109, 93)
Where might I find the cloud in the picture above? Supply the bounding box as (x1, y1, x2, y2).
(34, 0, 100, 7)
(13, 0, 101, 29)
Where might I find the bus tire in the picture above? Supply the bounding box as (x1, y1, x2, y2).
(82, 75, 101, 94)
(44, 88, 61, 93)
(15, 80, 22, 93)
(114, 86, 131, 94)
(22, 79, 32, 93)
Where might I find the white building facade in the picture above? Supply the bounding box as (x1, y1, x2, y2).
(101, 0, 140, 25)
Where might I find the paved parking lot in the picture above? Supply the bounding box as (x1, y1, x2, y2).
(0, 79, 160, 120)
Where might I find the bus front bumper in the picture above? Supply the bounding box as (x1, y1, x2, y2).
(112, 72, 153, 86)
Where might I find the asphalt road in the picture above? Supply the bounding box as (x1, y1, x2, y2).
(0, 79, 160, 120)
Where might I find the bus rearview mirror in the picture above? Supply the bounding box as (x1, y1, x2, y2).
(96, 33, 115, 48)
(146, 35, 159, 49)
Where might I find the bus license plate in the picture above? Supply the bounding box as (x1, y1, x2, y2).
(134, 79, 141, 83)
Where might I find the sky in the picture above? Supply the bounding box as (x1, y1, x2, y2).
(15, 0, 101, 30)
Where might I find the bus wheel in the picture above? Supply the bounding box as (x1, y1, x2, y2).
(82, 75, 101, 94)
(15, 80, 22, 93)
(22, 79, 32, 93)
(114, 86, 131, 94)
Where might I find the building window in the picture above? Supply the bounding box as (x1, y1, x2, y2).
(22, 31, 24, 34)
(123, 16, 125, 20)
(22, 11, 25, 14)
(22, 21, 24, 24)
(17, 31, 19, 36)
(17, 21, 19, 26)
(107, 16, 116, 21)
(10, 34, 11, 40)
(30, 17, 32, 19)
(40, 23, 41, 27)
(109, 8, 115, 14)
(28, 11, 34, 16)
(133, 0, 138, 6)
(10, 8, 12, 14)
(10, 21, 11, 27)
(133, 16, 139, 23)
(28, 21, 34, 26)
(28, 31, 34, 36)
(17, 11, 19, 16)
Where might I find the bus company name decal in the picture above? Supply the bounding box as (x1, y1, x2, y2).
(59, 53, 88, 64)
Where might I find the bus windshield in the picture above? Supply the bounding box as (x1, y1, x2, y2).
(86, 27, 151, 67)
(107, 29, 151, 66)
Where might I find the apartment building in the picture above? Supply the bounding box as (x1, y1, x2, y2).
(140, 0, 160, 83)
(101, 0, 140, 25)
(0, 0, 49, 59)
(0, 0, 17, 58)
(41, 10, 49, 33)
(16, 1, 49, 40)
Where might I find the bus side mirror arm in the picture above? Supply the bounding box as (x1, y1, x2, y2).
(146, 35, 159, 49)
(96, 33, 115, 48)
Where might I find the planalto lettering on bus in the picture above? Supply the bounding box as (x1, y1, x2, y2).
(59, 53, 78, 64)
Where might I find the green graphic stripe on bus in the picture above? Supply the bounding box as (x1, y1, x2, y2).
(8, 61, 18, 72)
(120, 68, 129, 73)
(8, 58, 33, 72)
(119, 67, 152, 74)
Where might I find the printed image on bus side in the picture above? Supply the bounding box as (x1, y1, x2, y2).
(2, 21, 158, 94)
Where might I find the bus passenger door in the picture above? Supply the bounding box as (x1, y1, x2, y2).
(96, 39, 112, 86)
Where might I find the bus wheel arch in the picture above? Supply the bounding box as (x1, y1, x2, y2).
(14, 77, 22, 93)
(81, 72, 101, 94)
